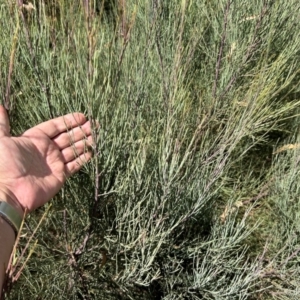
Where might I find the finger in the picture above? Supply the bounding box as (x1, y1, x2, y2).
(23, 113, 87, 139)
(65, 151, 93, 177)
(0, 105, 10, 137)
(53, 120, 92, 150)
(61, 136, 93, 163)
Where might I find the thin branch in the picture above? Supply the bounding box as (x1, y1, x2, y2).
(82, 0, 100, 216)
(218, 2, 268, 99)
(279, 246, 300, 269)
(10, 206, 51, 282)
(112, 3, 136, 91)
(17, 0, 33, 56)
(212, 0, 231, 98)
(154, 2, 168, 104)
(4, 10, 19, 113)
(17, 1, 54, 118)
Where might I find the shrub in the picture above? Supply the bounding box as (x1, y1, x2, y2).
(1, 0, 300, 299)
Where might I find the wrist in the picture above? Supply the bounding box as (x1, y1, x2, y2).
(0, 187, 24, 218)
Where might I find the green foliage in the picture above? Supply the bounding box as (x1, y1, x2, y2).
(1, 0, 300, 299)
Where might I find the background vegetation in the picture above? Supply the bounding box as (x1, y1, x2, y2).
(1, 0, 300, 299)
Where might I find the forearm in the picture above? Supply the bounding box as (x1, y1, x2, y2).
(0, 190, 23, 296)
(0, 216, 15, 293)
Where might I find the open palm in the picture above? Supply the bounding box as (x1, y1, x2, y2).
(0, 106, 93, 213)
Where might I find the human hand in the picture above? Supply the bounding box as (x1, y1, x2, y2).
(0, 105, 94, 215)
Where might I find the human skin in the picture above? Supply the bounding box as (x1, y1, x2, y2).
(0, 105, 94, 295)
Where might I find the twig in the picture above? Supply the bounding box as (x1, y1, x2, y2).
(212, 0, 231, 99)
(61, 207, 91, 298)
(82, 0, 100, 217)
(74, 233, 91, 256)
(4, 8, 20, 113)
(279, 246, 300, 269)
(1, 209, 27, 298)
(243, 183, 270, 205)
(113, 4, 136, 91)
(83, 0, 94, 81)
(218, 2, 268, 100)
(17, 1, 54, 118)
(9, 205, 51, 281)
(63, 209, 69, 252)
(119, 0, 127, 38)
(17, 1, 33, 56)
(154, 2, 168, 104)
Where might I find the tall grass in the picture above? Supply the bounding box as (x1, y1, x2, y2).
(1, 0, 300, 299)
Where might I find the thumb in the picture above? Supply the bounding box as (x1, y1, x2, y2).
(0, 105, 11, 137)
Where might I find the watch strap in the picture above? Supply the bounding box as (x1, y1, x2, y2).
(0, 201, 22, 236)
